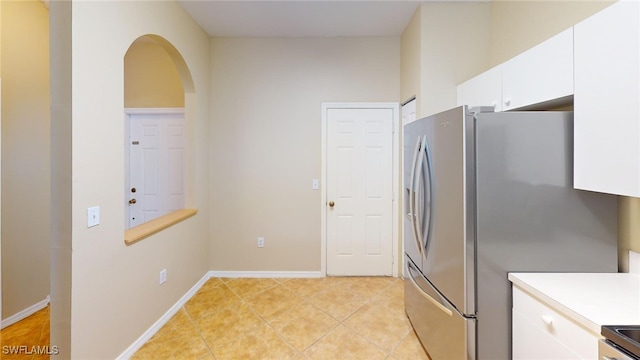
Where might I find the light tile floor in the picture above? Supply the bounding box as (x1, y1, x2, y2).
(133, 277, 431, 360)
(0, 277, 431, 360)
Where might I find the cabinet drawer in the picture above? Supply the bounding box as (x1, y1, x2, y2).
(513, 286, 599, 359)
(513, 310, 581, 360)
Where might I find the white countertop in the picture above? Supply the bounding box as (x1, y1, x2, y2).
(509, 272, 640, 335)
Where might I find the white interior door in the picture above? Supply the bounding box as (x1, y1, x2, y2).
(128, 111, 185, 228)
(326, 106, 394, 276)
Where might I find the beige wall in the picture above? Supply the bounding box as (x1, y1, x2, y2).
(0, 0, 50, 320)
(421, 2, 492, 117)
(124, 40, 185, 108)
(402, 2, 491, 118)
(401, 7, 421, 111)
(490, 0, 615, 67)
(209, 37, 400, 272)
(50, 1, 211, 357)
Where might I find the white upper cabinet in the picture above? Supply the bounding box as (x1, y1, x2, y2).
(574, 1, 640, 196)
(457, 66, 502, 111)
(458, 28, 573, 112)
(502, 28, 573, 111)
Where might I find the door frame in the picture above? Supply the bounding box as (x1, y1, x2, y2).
(124, 108, 185, 229)
(321, 102, 400, 277)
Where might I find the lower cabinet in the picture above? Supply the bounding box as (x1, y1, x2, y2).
(512, 286, 599, 360)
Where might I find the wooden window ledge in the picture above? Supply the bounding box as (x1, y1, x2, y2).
(125, 208, 198, 245)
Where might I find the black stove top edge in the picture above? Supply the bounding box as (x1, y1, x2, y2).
(602, 325, 640, 358)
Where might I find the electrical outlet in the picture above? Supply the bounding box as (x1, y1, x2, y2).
(159, 269, 167, 285)
(257, 237, 265, 248)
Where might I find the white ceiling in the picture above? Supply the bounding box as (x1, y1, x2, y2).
(177, 1, 423, 37)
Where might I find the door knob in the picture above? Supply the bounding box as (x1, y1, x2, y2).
(129, 199, 137, 204)
(328, 201, 335, 208)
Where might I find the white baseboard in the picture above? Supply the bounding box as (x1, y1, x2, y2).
(116, 273, 210, 360)
(208, 270, 323, 278)
(1, 295, 51, 329)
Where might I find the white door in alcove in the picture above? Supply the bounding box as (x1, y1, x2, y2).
(127, 110, 185, 228)
(325, 106, 395, 276)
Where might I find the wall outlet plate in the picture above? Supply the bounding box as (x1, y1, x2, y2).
(159, 269, 167, 285)
(87, 206, 100, 228)
(258, 237, 264, 248)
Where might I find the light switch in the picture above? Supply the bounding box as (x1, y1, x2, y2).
(312, 179, 319, 190)
(87, 206, 100, 228)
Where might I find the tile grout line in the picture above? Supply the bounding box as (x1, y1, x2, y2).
(297, 278, 401, 358)
(246, 280, 333, 358)
(201, 283, 254, 359)
(338, 279, 403, 358)
(241, 278, 359, 358)
(208, 278, 298, 358)
(186, 279, 248, 360)
(257, 305, 309, 359)
(277, 280, 347, 356)
(182, 306, 218, 360)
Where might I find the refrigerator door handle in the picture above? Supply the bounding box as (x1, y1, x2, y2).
(407, 259, 453, 317)
(422, 136, 435, 258)
(413, 137, 427, 260)
(409, 137, 424, 258)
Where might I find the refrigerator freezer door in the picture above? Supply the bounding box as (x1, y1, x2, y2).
(405, 256, 476, 360)
(418, 106, 476, 315)
(404, 120, 426, 269)
(407, 135, 434, 265)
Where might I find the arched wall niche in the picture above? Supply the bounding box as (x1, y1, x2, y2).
(125, 34, 196, 108)
(123, 33, 198, 241)
(140, 34, 195, 93)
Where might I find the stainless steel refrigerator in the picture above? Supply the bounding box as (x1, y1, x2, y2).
(404, 106, 618, 360)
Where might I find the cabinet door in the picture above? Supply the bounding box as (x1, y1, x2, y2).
(458, 66, 502, 111)
(574, 1, 640, 196)
(502, 28, 573, 111)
